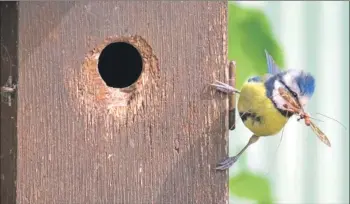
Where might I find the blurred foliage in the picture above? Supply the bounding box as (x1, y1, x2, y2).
(228, 2, 285, 203)
(230, 172, 273, 204)
(228, 2, 285, 89)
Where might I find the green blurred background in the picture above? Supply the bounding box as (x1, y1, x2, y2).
(227, 1, 349, 203)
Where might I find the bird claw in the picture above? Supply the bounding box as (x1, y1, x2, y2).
(215, 156, 238, 170)
(211, 80, 240, 94)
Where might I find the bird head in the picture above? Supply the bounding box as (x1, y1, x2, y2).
(270, 70, 316, 111)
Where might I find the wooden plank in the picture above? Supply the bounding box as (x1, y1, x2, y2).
(17, 1, 228, 204)
(1, 2, 18, 204)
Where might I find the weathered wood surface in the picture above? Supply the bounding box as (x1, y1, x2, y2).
(4, 1, 229, 203)
(1, 2, 18, 204)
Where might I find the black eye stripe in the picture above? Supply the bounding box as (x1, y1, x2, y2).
(277, 77, 302, 107)
(277, 77, 292, 93)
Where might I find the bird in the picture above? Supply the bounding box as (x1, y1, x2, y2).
(211, 50, 316, 170)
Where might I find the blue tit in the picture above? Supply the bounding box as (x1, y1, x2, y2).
(212, 50, 316, 170)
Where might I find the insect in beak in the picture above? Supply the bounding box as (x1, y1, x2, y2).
(278, 87, 331, 147)
(296, 113, 311, 126)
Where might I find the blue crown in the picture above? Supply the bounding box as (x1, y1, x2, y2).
(295, 73, 315, 96)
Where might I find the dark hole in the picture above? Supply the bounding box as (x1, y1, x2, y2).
(98, 42, 143, 88)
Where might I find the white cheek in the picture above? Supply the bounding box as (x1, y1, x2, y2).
(272, 81, 288, 109)
(272, 89, 287, 109)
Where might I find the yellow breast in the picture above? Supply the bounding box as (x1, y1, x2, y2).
(237, 82, 289, 136)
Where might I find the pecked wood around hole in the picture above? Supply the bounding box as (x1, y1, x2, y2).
(72, 35, 160, 118)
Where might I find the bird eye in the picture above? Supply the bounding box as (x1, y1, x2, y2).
(290, 91, 298, 98)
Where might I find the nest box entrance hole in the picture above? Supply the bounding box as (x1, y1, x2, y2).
(98, 42, 143, 88)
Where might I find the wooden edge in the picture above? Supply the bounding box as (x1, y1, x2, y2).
(0, 2, 18, 204)
(228, 60, 236, 130)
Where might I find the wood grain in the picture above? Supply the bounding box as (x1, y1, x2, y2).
(1, 2, 18, 204)
(16, 2, 229, 204)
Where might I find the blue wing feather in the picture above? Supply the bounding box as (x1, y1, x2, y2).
(247, 50, 282, 83)
(265, 49, 281, 75)
(247, 76, 262, 82)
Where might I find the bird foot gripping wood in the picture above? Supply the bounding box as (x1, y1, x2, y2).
(211, 80, 240, 94)
(211, 60, 239, 94)
(1, 76, 17, 107)
(216, 135, 260, 171)
(215, 156, 239, 170)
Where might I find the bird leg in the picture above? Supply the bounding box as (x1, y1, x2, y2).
(211, 80, 240, 94)
(216, 135, 259, 170)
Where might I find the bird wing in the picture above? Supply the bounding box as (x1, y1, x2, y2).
(247, 50, 282, 83)
(265, 49, 281, 75)
(247, 76, 263, 82)
(248, 74, 273, 83)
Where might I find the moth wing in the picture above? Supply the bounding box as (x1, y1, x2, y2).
(309, 121, 331, 147)
(265, 49, 282, 75)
